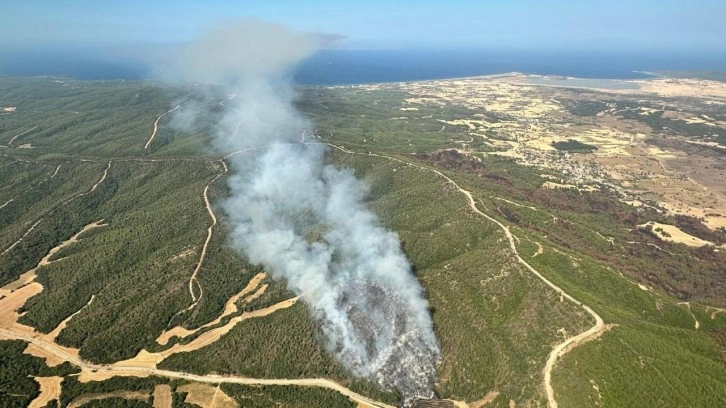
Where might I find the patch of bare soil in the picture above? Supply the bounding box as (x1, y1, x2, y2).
(117, 297, 299, 369)
(24, 343, 66, 367)
(29, 376, 62, 408)
(470, 391, 500, 407)
(532, 242, 544, 257)
(178, 383, 238, 408)
(638, 221, 717, 247)
(47, 295, 95, 341)
(152, 384, 172, 408)
(0, 222, 106, 365)
(157, 273, 267, 345)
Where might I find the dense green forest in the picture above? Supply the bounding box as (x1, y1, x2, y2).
(0, 76, 724, 407)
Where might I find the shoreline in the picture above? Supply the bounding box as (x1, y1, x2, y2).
(3, 69, 660, 88)
(309, 71, 658, 88)
(9, 70, 726, 93)
(319, 71, 660, 91)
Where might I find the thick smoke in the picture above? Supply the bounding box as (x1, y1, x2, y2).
(165, 21, 440, 405)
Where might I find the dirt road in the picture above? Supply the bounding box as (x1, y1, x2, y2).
(0, 206, 392, 407)
(0, 198, 14, 210)
(144, 105, 180, 149)
(0, 240, 388, 408)
(1, 219, 42, 256)
(88, 162, 111, 193)
(8, 125, 39, 147)
(62, 162, 112, 206)
(0, 326, 394, 408)
(426, 161, 605, 408)
(678, 302, 700, 330)
(174, 160, 229, 318)
(320, 143, 605, 408)
(3, 140, 603, 408)
(158, 273, 267, 346)
(47, 295, 96, 341)
(227, 141, 607, 407)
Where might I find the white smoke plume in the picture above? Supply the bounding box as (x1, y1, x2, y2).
(163, 21, 440, 405)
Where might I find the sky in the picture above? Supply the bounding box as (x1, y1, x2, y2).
(1, 0, 725, 52)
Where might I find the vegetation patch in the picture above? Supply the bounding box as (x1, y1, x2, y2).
(552, 139, 598, 153)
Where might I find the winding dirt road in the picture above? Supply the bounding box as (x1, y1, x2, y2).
(0, 198, 15, 210)
(423, 159, 605, 408)
(144, 105, 180, 149)
(0, 326, 393, 408)
(320, 143, 605, 408)
(172, 160, 229, 320)
(1, 140, 604, 408)
(159, 273, 267, 346)
(678, 302, 700, 330)
(0, 219, 392, 408)
(0, 161, 108, 258)
(62, 161, 112, 206)
(47, 295, 96, 341)
(88, 162, 111, 193)
(50, 164, 62, 178)
(227, 141, 606, 406)
(226, 120, 244, 143)
(1, 219, 43, 256)
(8, 125, 39, 147)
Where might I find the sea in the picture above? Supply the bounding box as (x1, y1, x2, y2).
(2, 48, 725, 84)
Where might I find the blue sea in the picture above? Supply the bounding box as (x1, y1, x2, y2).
(294, 49, 663, 84)
(2, 48, 725, 84)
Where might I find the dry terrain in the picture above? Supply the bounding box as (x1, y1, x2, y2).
(397, 74, 726, 238)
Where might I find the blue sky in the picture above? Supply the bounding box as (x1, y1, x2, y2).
(2, 0, 725, 51)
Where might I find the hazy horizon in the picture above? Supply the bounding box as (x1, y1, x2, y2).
(2, 1, 725, 83)
(2, 1, 725, 52)
(2, 46, 725, 84)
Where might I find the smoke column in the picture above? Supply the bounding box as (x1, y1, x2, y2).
(164, 21, 440, 405)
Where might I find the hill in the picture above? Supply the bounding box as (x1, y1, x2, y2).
(1, 75, 725, 407)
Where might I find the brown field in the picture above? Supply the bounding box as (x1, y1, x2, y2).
(639, 221, 717, 247)
(152, 384, 173, 408)
(177, 383, 238, 408)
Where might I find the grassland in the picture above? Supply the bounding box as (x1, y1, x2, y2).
(1, 74, 725, 408)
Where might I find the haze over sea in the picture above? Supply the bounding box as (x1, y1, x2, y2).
(2, 48, 726, 84)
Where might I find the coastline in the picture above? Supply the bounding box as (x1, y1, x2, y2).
(319, 71, 658, 92)
(300, 70, 655, 87)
